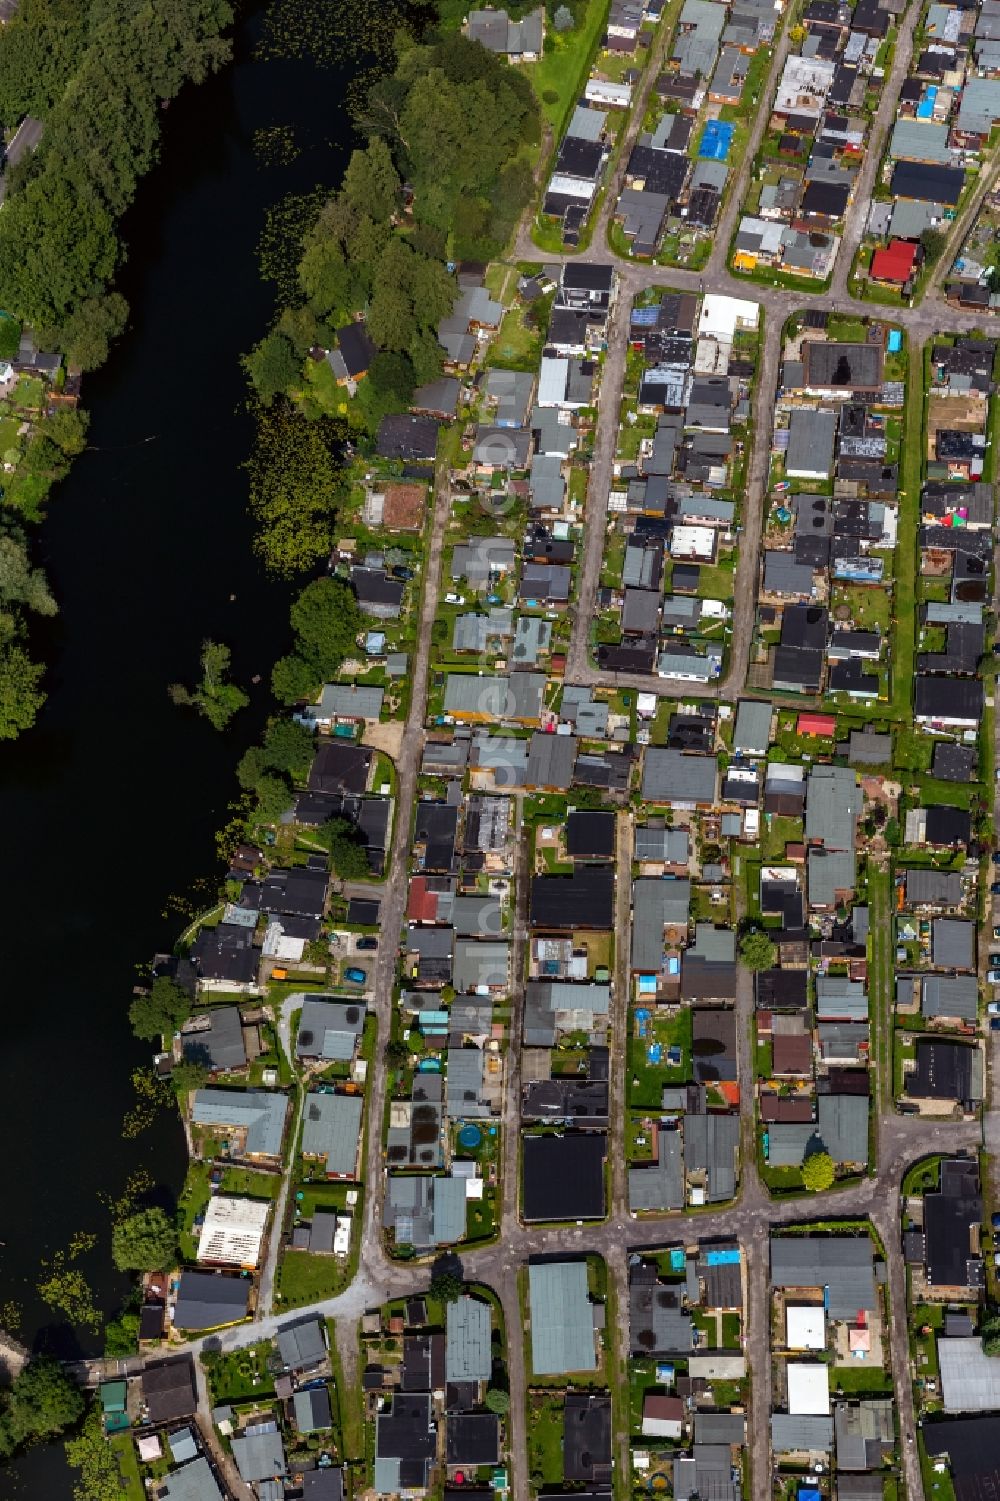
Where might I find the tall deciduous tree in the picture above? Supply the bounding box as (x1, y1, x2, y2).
(111, 1207, 178, 1272)
(128, 975, 191, 1042)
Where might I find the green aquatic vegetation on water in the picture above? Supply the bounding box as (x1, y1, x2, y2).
(253, 123, 301, 166)
(256, 0, 427, 66)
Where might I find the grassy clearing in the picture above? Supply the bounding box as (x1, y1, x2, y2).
(108, 1433, 144, 1500)
(627, 1006, 694, 1110)
(524, 0, 610, 133)
(277, 1249, 350, 1307)
(203, 1340, 277, 1403)
(526, 1389, 565, 1484)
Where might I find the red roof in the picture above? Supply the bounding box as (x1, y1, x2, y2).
(797, 712, 836, 736)
(407, 877, 438, 923)
(871, 239, 918, 283)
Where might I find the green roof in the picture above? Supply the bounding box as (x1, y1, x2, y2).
(100, 1380, 127, 1413)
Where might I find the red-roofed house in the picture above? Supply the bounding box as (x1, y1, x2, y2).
(407, 877, 440, 923)
(797, 712, 836, 737)
(870, 240, 919, 286)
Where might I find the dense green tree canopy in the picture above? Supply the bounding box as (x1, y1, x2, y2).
(739, 929, 777, 972)
(0, 0, 233, 343)
(111, 1206, 178, 1272)
(128, 975, 191, 1041)
(0, 1357, 85, 1458)
(802, 1150, 835, 1192)
(0, 643, 45, 740)
(288, 576, 364, 681)
(317, 815, 370, 880)
(245, 331, 300, 406)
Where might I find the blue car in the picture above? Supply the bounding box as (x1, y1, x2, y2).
(343, 966, 367, 985)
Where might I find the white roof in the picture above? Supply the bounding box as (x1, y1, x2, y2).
(787, 1362, 830, 1415)
(538, 356, 569, 407)
(585, 78, 631, 104)
(670, 525, 715, 559)
(196, 1196, 269, 1268)
(786, 1306, 825, 1350)
(548, 173, 597, 199)
(698, 294, 761, 342)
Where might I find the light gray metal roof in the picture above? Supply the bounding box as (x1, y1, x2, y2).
(232, 1423, 286, 1483)
(528, 1261, 597, 1375)
(786, 408, 837, 477)
(446, 1045, 487, 1116)
(933, 918, 975, 969)
(159, 1458, 226, 1501)
(301, 1092, 364, 1176)
(806, 765, 859, 850)
(191, 1089, 288, 1157)
(939, 1337, 1000, 1411)
(431, 1175, 468, 1246)
(446, 1294, 493, 1383)
(922, 974, 978, 1021)
(733, 699, 771, 753)
(771, 1414, 833, 1452)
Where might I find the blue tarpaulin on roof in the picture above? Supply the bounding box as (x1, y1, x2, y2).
(698, 120, 734, 160)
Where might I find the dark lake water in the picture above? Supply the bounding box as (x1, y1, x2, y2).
(0, 6, 369, 1493)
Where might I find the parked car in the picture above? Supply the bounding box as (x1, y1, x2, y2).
(992, 884, 1000, 895)
(992, 1017, 1000, 1032)
(356, 937, 378, 950)
(993, 926, 1000, 941)
(343, 966, 367, 985)
(989, 971, 1000, 984)
(990, 953, 1000, 966)
(992, 1213, 1000, 1229)
(989, 1001, 1000, 1015)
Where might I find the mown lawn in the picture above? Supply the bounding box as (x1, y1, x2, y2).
(527, 1390, 565, 1484)
(108, 1433, 144, 1501)
(627, 1007, 694, 1109)
(831, 1362, 893, 1394)
(524, 0, 611, 131)
(276, 1249, 350, 1307)
(203, 1340, 277, 1403)
(221, 1166, 281, 1199)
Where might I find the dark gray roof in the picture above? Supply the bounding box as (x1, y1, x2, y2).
(277, 1318, 327, 1372)
(770, 1234, 876, 1319)
(642, 748, 717, 804)
(173, 1273, 250, 1332)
